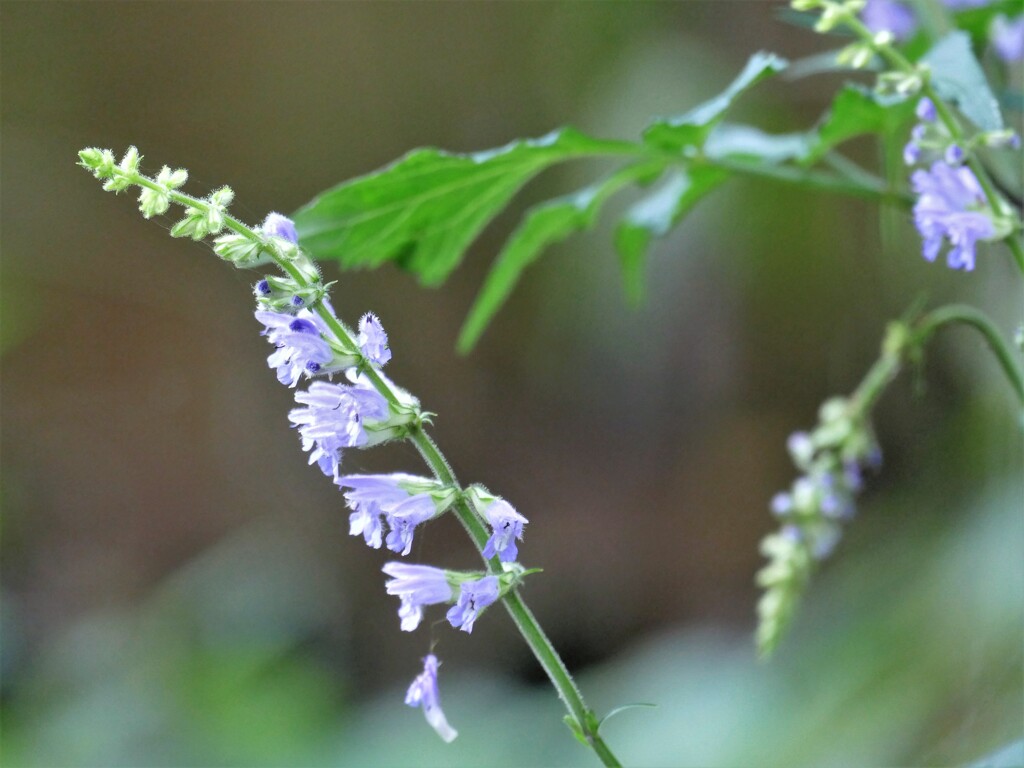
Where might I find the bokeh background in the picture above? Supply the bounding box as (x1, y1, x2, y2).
(2, 2, 1022, 766)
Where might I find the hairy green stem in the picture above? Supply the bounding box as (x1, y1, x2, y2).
(136, 174, 622, 766)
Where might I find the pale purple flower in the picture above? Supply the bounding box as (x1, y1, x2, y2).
(992, 15, 1024, 62)
(446, 575, 500, 633)
(255, 309, 334, 387)
(336, 473, 448, 554)
(810, 523, 841, 560)
(385, 494, 441, 556)
(289, 381, 390, 477)
(915, 98, 936, 123)
(912, 161, 995, 270)
(770, 492, 793, 517)
(405, 655, 458, 743)
(862, 0, 917, 40)
(349, 501, 385, 548)
(262, 212, 298, 244)
(383, 562, 453, 632)
(358, 312, 392, 366)
(786, 431, 814, 466)
(481, 499, 528, 563)
(843, 460, 865, 493)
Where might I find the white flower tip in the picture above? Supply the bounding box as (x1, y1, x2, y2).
(425, 707, 458, 743)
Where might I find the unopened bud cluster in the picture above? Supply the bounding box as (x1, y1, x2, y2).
(79, 147, 536, 743)
(756, 396, 880, 655)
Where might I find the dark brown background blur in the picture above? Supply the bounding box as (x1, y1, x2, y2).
(2, 3, 1021, 767)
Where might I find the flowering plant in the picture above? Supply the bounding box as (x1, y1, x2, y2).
(78, 0, 1022, 764)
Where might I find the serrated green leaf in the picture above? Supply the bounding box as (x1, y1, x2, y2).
(705, 124, 814, 164)
(457, 161, 661, 353)
(615, 166, 729, 305)
(292, 128, 632, 285)
(923, 31, 1004, 132)
(642, 52, 788, 152)
(802, 84, 916, 165)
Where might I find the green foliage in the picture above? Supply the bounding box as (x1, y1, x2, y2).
(456, 162, 661, 354)
(923, 32, 1004, 132)
(292, 128, 630, 286)
(802, 85, 916, 165)
(295, 47, 912, 352)
(641, 52, 788, 151)
(614, 167, 729, 305)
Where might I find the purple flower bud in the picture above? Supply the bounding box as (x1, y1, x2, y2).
(991, 14, 1024, 62)
(944, 144, 964, 165)
(255, 279, 271, 296)
(358, 312, 392, 366)
(915, 97, 937, 123)
(290, 295, 304, 308)
(903, 141, 921, 166)
(862, 0, 918, 41)
(262, 212, 298, 244)
(843, 460, 864, 493)
(787, 432, 815, 465)
(446, 575, 500, 633)
(911, 124, 928, 143)
(405, 655, 458, 743)
(770, 492, 793, 517)
(780, 524, 803, 544)
(810, 524, 841, 560)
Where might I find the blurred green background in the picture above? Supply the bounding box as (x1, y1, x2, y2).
(1, 2, 1021, 766)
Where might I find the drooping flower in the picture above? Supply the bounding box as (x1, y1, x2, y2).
(991, 14, 1024, 62)
(261, 212, 298, 244)
(446, 575, 500, 633)
(255, 309, 334, 387)
(349, 501, 386, 549)
(385, 494, 445, 556)
(911, 161, 996, 270)
(358, 312, 392, 366)
(383, 562, 454, 632)
(446, 577, 501, 630)
(288, 381, 391, 477)
(480, 499, 528, 563)
(336, 474, 451, 553)
(405, 655, 458, 743)
(862, 0, 917, 40)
